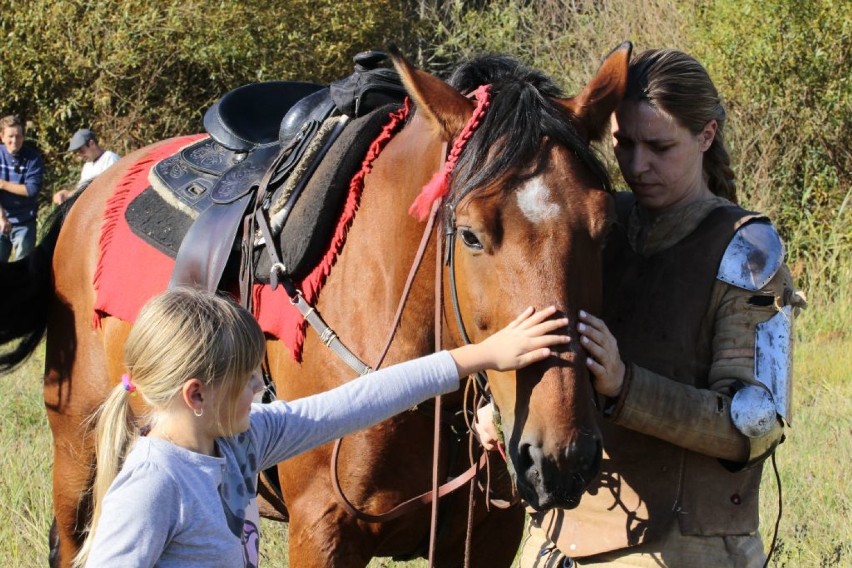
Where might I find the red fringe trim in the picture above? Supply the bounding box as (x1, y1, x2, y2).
(409, 85, 492, 220)
(92, 136, 206, 329)
(254, 100, 412, 361)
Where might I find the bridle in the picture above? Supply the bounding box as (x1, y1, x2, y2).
(330, 87, 514, 565)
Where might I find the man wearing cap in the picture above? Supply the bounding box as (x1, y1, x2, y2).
(0, 114, 44, 262)
(53, 128, 120, 204)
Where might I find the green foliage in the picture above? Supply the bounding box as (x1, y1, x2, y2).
(692, 0, 852, 319)
(421, 0, 698, 89)
(0, 0, 410, 198)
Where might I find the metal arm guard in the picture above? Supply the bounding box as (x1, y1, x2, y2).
(717, 220, 784, 292)
(718, 221, 792, 441)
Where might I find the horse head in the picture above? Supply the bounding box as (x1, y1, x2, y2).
(391, 43, 631, 511)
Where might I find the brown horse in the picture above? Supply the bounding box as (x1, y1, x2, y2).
(0, 44, 630, 567)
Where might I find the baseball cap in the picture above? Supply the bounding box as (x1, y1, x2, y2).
(67, 128, 95, 152)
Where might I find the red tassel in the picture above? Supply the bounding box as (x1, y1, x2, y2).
(409, 170, 449, 220)
(409, 85, 491, 221)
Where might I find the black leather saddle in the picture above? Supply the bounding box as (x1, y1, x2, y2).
(150, 83, 336, 216)
(126, 51, 406, 293)
(204, 81, 324, 152)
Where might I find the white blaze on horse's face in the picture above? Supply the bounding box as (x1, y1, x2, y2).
(516, 177, 562, 224)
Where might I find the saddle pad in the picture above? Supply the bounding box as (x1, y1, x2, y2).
(94, 102, 409, 360)
(260, 106, 402, 282)
(93, 135, 206, 326)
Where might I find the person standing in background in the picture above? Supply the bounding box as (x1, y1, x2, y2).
(53, 128, 120, 204)
(0, 114, 44, 262)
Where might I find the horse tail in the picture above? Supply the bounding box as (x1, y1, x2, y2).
(0, 200, 68, 373)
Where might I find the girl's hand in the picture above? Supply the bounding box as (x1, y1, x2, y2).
(578, 310, 625, 398)
(474, 402, 500, 451)
(450, 306, 570, 376)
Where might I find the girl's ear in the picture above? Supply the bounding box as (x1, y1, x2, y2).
(181, 378, 206, 413)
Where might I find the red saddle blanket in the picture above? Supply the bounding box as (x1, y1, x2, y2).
(93, 104, 407, 361)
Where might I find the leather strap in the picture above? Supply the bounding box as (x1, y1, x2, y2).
(330, 440, 486, 524)
(428, 199, 445, 567)
(372, 196, 442, 370)
(256, 470, 289, 522)
(169, 193, 253, 291)
(254, 208, 371, 376)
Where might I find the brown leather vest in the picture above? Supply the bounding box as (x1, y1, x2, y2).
(538, 195, 766, 557)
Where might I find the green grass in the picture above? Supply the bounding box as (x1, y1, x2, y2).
(2, 319, 850, 566)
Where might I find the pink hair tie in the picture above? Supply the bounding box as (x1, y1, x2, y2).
(121, 374, 137, 397)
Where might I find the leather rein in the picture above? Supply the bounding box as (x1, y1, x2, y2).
(253, 89, 511, 565)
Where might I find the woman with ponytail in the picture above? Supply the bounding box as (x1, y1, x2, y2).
(77, 287, 570, 566)
(478, 49, 804, 566)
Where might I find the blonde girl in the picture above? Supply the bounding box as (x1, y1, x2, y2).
(77, 287, 569, 567)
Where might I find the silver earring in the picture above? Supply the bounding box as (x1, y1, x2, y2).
(193, 408, 204, 418)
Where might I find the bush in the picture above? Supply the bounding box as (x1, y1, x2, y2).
(692, 0, 852, 323)
(0, 0, 411, 199)
(420, 0, 852, 335)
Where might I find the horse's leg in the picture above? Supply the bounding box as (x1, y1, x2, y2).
(45, 286, 131, 568)
(48, 519, 59, 568)
(43, 295, 94, 566)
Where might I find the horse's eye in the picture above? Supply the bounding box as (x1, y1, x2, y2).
(459, 228, 483, 250)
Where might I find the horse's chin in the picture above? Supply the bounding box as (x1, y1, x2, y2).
(507, 443, 600, 512)
(515, 480, 586, 512)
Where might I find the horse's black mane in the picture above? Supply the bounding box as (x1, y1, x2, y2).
(447, 54, 611, 206)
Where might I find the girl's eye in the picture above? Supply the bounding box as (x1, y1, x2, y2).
(459, 228, 483, 250)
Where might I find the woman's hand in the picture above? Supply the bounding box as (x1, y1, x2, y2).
(578, 310, 625, 398)
(450, 306, 569, 377)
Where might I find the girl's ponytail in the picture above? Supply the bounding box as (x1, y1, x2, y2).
(73, 382, 138, 567)
(72, 288, 265, 565)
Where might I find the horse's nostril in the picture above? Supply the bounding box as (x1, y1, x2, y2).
(517, 442, 534, 475)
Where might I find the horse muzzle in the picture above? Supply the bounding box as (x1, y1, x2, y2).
(510, 430, 602, 511)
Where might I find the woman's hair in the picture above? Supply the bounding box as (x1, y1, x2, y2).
(74, 287, 265, 566)
(625, 49, 736, 202)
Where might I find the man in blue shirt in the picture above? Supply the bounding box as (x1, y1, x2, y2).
(0, 115, 44, 261)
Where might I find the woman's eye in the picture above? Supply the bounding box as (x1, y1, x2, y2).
(459, 228, 483, 250)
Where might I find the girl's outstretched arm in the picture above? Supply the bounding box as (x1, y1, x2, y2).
(250, 306, 569, 469)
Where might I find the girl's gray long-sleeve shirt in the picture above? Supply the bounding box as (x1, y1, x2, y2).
(85, 351, 459, 567)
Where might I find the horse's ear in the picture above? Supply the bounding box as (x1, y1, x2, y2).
(388, 46, 475, 141)
(558, 41, 632, 142)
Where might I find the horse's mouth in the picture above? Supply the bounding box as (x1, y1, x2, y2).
(517, 474, 588, 512)
(510, 438, 602, 511)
